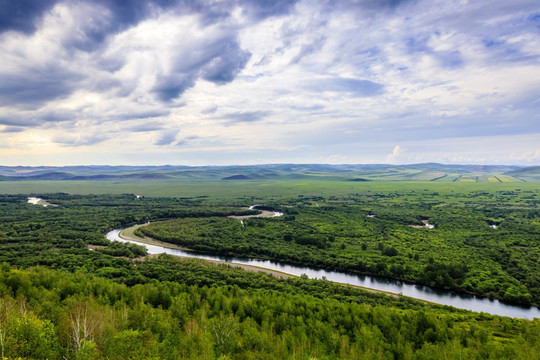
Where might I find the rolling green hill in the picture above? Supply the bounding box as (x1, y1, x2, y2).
(505, 166, 540, 182)
(0, 163, 535, 182)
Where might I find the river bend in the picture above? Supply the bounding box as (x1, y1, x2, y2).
(106, 227, 540, 320)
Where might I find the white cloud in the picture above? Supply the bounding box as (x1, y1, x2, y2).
(386, 145, 405, 163)
(0, 0, 539, 165)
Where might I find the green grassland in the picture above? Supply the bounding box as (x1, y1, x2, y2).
(0, 177, 537, 199)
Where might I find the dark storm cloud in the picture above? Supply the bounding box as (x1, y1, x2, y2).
(63, 0, 184, 52)
(359, 0, 414, 9)
(0, 126, 25, 133)
(0, 69, 84, 108)
(153, 37, 251, 102)
(306, 78, 384, 97)
(238, 0, 299, 19)
(0, 0, 58, 34)
(201, 106, 218, 114)
(129, 123, 164, 132)
(224, 111, 272, 124)
(289, 104, 325, 112)
(0, 0, 179, 49)
(0, 0, 299, 38)
(0, 110, 73, 127)
(322, 0, 415, 14)
(0, 116, 36, 127)
(154, 130, 179, 145)
(152, 75, 198, 102)
(0, 0, 296, 111)
(53, 133, 109, 146)
(119, 111, 170, 121)
(39, 111, 74, 123)
(201, 40, 251, 84)
(96, 57, 125, 73)
(175, 135, 199, 146)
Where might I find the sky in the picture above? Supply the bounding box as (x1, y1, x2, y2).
(0, 0, 539, 166)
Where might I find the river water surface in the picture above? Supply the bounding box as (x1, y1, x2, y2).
(106, 228, 540, 319)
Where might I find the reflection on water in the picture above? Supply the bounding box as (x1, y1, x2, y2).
(106, 228, 540, 319)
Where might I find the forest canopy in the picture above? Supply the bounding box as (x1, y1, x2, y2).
(0, 181, 538, 359)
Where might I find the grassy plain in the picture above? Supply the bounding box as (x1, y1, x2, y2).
(0, 178, 536, 200)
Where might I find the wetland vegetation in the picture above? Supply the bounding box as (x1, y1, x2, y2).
(0, 168, 539, 359)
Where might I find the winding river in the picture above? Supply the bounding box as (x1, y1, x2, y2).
(106, 216, 540, 320)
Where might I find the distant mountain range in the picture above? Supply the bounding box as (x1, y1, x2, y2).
(0, 163, 538, 182)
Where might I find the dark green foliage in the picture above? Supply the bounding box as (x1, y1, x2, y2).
(94, 241, 147, 258)
(0, 186, 539, 358)
(0, 265, 539, 360)
(382, 246, 398, 256)
(140, 187, 540, 306)
(2, 187, 538, 306)
(0, 193, 252, 272)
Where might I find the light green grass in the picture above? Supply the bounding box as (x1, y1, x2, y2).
(496, 175, 521, 182)
(1, 179, 538, 201)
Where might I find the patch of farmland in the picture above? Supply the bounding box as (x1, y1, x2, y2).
(408, 171, 446, 181)
(432, 173, 458, 182)
(496, 175, 522, 182)
(459, 176, 477, 182)
(476, 174, 491, 182)
(362, 170, 418, 180)
(430, 173, 448, 181)
(503, 166, 540, 181)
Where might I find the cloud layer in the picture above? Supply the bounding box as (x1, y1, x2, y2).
(0, 0, 539, 165)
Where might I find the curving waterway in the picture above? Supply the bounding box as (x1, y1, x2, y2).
(106, 223, 539, 319)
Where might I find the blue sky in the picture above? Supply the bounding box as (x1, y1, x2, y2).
(0, 0, 539, 166)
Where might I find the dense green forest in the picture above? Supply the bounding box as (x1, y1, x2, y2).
(140, 188, 540, 306)
(0, 183, 538, 359)
(0, 193, 253, 270)
(1, 262, 539, 359)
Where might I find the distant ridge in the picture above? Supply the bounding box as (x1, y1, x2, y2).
(222, 175, 251, 180)
(0, 163, 536, 182)
(504, 166, 540, 182)
(0, 172, 171, 181)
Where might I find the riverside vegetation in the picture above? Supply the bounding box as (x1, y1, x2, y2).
(0, 181, 538, 359)
(140, 186, 540, 307)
